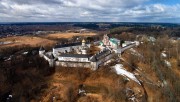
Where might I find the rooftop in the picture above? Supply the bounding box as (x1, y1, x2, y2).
(59, 54, 91, 58)
(110, 38, 119, 44)
(90, 49, 111, 62)
(39, 46, 45, 51)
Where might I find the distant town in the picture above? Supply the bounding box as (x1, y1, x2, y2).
(1, 22, 180, 38)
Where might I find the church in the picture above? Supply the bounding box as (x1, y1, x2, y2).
(100, 34, 120, 50)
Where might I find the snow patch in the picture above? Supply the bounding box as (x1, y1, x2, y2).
(22, 51, 28, 55)
(161, 52, 167, 58)
(130, 48, 142, 57)
(148, 36, 156, 42)
(113, 64, 141, 85)
(0, 41, 13, 45)
(134, 41, 140, 46)
(164, 60, 171, 68)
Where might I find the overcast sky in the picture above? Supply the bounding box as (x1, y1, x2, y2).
(0, 0, 180, 23)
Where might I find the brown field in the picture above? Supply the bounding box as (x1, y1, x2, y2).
(0, 36, 56, 48)
(46, 32, 97, 39)
(0, 32, 97, 49)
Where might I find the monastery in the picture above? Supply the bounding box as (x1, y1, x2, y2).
(39, 34, 122, 70)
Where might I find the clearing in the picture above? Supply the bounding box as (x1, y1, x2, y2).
(0, 32, 97, 49)
(0, 36, 56, 48)
(45, 32, 97, 39)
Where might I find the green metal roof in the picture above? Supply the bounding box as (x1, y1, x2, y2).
(100, 41, 103, 45)
(110, 38, 118, 45)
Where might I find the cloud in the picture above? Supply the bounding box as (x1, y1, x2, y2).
(0, 0, 179, 22)
(123, 4, 180, 22)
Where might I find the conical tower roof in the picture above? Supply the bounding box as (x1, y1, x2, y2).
(49, 53, 54, 59)
(39, 46, 45, 51)
(82, 39, 86, 43)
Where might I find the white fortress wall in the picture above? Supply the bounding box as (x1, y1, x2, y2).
(53, 47, 71, 54)
(96, 53, 115, 66)
(55, 52, 115, 70)
(42, 54, 51, 62)
(56, 61, 91, 68)
(58, 57, 90, 62)
(53, 44, 90, 55)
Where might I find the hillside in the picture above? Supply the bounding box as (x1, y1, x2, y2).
(0, 33, 179, 102)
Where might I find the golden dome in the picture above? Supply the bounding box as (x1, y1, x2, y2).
(82, 39, 86, 43)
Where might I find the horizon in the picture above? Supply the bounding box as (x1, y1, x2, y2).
(0, 0, 180, 23)
(0, 22, 180, 24)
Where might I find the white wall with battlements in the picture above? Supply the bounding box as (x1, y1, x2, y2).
(58, 57, 90, 62)
(56, 61, 91, 68)
(53, 44, 91, 57)
(55, 52, 115, 70)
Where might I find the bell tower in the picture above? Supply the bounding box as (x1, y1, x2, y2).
(82, 39, 86, 46)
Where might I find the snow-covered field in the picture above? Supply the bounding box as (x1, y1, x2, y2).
(0, 41, 14, 45)
(113, 64, 141, 85)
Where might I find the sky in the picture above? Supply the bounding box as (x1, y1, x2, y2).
(0, 0, 180, 23)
